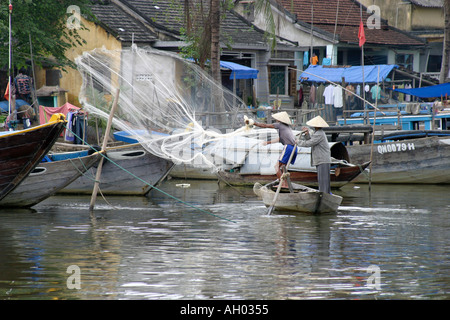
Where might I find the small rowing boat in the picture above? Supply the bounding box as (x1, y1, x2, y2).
(253, 182, 343, 214)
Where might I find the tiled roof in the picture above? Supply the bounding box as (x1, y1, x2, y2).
(408, 0, 443, 7)
(277, 0, 425, 46)
(118, 0, 184, 35)
(120, 0, 283, 47)
(89, 2, 157, 43)
(224, 10, 278, 46)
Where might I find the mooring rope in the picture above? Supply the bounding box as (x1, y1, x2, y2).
(61, 123, 236, 223)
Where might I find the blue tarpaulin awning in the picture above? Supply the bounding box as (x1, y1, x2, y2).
(393, 82, 450, 98)
(299, 64, 398, 84)
(220, 61, 259, 80)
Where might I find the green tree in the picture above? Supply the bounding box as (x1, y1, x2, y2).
(0, 0, 93, 71)
(210, 0, 220, 83)
(180, 0, 277, 79)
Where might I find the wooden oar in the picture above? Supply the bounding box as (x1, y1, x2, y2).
(267, 142, 297, 215)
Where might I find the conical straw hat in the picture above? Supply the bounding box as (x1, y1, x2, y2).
(272, 111, 291, 125)
(306, 115, 329, 128)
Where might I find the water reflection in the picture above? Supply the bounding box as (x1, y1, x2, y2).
(0, 180, 448, 300)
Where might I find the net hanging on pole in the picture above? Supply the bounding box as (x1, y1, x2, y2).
(75, 45, 276, 171)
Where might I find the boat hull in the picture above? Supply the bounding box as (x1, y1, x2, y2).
(0, 151, 102, 207)
(59, 144, 174, 195)
(221, 162, 369, 188)
(253, 183, 343, 214)
(171, 161, 370, 188)
(347, 136, 450, 184)
(0, 119, 66, 201)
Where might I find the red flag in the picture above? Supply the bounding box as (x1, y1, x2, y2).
(358, 19, 366, 47)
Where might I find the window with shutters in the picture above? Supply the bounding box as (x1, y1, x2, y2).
(289, 65, 296, 96)
(269, 65, 287, 95)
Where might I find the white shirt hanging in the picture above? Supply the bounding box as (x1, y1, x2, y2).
(323, 85, 334, 105)
(333, 86, 343, 108)
(405, 84, 412, 102)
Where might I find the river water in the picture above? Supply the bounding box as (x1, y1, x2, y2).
(0, 179, 448, 301)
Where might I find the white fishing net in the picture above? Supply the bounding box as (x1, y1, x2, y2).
(75, 45, 279, 171)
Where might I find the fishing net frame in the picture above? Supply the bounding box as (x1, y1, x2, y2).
(75, 45, 279, 171)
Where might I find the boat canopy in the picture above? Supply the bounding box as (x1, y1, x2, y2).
(393, 82, 450, 98)
(299, 64, 398, 84)
(220, 61, 259, 80)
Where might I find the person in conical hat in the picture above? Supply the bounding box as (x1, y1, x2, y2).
(298, 115, 331, 194)
(271, 111, 291, 125)
(244, 111, 297, 188)
(306, 115, 329, 128)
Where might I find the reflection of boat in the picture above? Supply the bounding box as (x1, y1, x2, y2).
(0, 149, 102, 207)
(0, 114, 66, 202)
(253, 182, 342, 214)
(59, 143, 174, 195)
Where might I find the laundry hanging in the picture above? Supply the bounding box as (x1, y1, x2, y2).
(316, 83, 325, 104)
(72, 111, 88, 145)
(298, 86, 304, 107)
(405, 84, 412, 102)
(323, 85, 334, 105)
(309, 84, 316, 105)
(333, 86, 343, 109)
(371, 84, 381, 101)
(39, 103, 80, 124)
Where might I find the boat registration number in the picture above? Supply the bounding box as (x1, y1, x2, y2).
(377, 142, 415, 154)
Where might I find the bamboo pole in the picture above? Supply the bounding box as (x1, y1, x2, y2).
(8, 2, 14, 121)
(89, 88, 120, 213)
(360, 4, 366, 125)
(369, 66, 380, 191)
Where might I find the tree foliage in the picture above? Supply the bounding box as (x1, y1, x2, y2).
(0, 0, 93, 71)
(179, 0, 233, 70)
(179, 0, 277, 72)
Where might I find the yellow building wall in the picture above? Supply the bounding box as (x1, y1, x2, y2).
(358, 0, 443, 31)
(35, 17, 122, 107)
(411, 7, 444, 30)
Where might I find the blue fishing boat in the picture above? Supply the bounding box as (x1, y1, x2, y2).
(339, 102, 450, 135)
(333, 99, 450, 184)
(0, 149, 102, 207)
(0, 114, 67, 202)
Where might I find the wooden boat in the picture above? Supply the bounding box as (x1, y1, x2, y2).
(253, 182, 343, 214)
(215, 160, 370, 188)
(324, 120, 450, 184)
(347, 135, 450, 184)
(0, 149, 102, 207)
(170, 137, 369, 188)
(332, 100, 450, 184)
(59, 143, 174, 195)
(0, 114, 66, 202)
